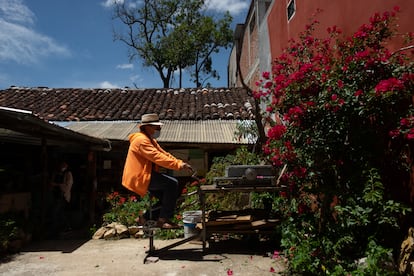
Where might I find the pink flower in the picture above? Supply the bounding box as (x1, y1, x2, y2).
(375, 77, 404, 95)
(262, 71, 270, 79)
(287, 106, 304, 122)
(354, 30, 367, 39)
(406, 129, 414, 140)
(354, 90, 363, 97)
(267, 125, 287, 140)
(400, 117, 411, 127)
(264, 80, 273, 89)
(270, 267, 276, 272)
(118, 197, 126, 205)
(389, 129, 400, 138)
(271, 154, 283, 167)
(227, 269, 233, 275)
(272, 250, 280, 259)
(355, 49, 370, 59)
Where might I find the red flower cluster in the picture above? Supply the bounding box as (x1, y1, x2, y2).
(374, 77, 405, 95)
(389, 116, 414, 140)
(267, 124, 286, 140)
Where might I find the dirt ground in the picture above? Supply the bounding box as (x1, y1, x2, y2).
(0, 236, 286, 275)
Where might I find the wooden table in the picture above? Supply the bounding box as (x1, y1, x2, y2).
(199, 184, 286, 252)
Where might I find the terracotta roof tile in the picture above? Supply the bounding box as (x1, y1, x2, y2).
(0, 87, 255, 121)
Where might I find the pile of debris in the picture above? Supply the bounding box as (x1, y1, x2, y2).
(92, 222, 144, 240)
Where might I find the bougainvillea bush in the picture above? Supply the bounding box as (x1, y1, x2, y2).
(255, 7, 413, 275)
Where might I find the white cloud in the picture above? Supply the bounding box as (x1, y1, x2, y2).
(102, 0, 248, 15)
(205, 0, 249, 15)
(116, 63, 134, 70)
(0, 0, 70, 64)
(99, 81, 119, 88)
(0, 0, 35, 25)
(101, 0, 124, 8)
(0, 19, 70, 64)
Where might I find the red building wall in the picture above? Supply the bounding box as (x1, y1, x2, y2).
(268, 0, 414, 61)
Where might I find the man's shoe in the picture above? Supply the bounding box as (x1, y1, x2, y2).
(137, 215, 146, 226)
(156, 218, 181, 229)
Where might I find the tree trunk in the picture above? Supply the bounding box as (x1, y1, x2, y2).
(179, 67, 183, 88)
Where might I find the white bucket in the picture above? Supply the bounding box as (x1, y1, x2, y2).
(183, 210, 202, 238)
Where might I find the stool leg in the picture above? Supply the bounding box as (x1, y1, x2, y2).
(149, 233, 155, 251)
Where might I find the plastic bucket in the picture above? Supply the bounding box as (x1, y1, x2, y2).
(183, 210, 202, 238)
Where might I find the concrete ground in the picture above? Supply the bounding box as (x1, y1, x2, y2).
(0, 236, 286, 275)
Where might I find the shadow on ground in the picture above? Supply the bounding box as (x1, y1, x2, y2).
(152, 236, 280, 262)
(20, 239, 89, 254)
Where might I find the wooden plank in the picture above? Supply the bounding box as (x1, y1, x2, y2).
(236, 215, 251, 222)
(215, 215, 237, 220)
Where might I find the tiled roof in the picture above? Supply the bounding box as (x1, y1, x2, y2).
(0, 87, 255, 121)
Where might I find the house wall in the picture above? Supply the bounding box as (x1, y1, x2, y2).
(230, 0, 274, 90)
(238, 12, 258, 89)
(268, 0, 414, 60)
(228, 47, 238, 88)
(231, 0, 414, 90)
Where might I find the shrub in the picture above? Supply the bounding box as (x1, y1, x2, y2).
(103, 192, 154, 227)
(255, 7, 413, 275)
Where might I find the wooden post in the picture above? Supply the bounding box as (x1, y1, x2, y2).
(87, 151, 97, 225)
(40, 137, 48, 237)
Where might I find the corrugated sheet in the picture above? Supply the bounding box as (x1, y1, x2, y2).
(63, 120, 255, 144)
(0, 107, 110, 148)
(60, 121, 138, 141)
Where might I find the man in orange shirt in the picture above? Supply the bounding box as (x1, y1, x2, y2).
(122, 113, 192, 229)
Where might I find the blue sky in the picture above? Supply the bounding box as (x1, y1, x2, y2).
(0, 0, 250, 89)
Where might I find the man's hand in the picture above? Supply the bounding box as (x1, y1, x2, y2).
(181, 162, 193, 172)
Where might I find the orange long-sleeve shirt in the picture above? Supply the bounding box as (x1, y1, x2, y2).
(122, 132, 183, 197)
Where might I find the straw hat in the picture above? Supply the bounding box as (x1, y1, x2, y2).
(139, 113, 163, 128)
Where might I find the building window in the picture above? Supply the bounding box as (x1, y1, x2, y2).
(287, 0, 295, 21)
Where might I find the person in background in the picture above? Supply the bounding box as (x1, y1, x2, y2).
(122, 113, 192, 229)
(50, 160, 73, 233)
(51, 161, 73, 205)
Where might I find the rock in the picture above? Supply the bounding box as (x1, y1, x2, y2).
(92, 227, 107, 240)
(145, 256, 159, 263)
(93, 223, 141, 239)
(103, 228, 116, 239)
(135, 230, 144, 239)
(114, 223, 129, 236)
(128, 226, 141, 235)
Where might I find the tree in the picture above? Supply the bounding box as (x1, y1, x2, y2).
(112, 0, 233, 88)
(189, 12, 233, 87)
